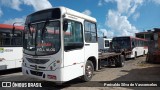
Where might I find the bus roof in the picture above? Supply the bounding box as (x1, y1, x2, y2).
(0, 24, 24, 31)
(28, 6, 97, 23)
(61, 7, 96, 23)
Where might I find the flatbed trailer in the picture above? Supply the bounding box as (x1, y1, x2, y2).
(98, 52, 127, 69)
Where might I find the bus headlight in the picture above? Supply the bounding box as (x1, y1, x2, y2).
(47, 60, 60, 70)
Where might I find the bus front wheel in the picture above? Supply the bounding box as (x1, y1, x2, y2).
(82, 60, 94, 82)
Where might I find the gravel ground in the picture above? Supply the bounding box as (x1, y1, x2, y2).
(0, 56, 160, 90)
(63, 56, 160, 90)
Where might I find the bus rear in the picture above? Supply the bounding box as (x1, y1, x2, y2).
(112, 36, 148, 59)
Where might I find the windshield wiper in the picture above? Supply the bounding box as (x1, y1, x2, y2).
(41, 19, 49, 40)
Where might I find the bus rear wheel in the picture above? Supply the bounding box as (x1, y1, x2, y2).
(115, 55, 125, 67)
(81, 60, 94, 82)
(133, 52, 137, 60)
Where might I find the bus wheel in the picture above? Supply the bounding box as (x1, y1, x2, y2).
(82, 60, 94, 82)
(133, 52, 137, 60)
(115, 55, 125, 67)
(143, 51, 145, 56)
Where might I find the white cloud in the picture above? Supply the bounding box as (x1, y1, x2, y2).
(152, 0, 160, 5)
(82, 9, 92, 16)
(3, 16, 26, 26)
(0, 8, 3, 17)
(106, 10, 138, 36)
(133, 12, 140, 21)
(116, 0, 131, 14)
(98, 28, 114, 38)
(98, 0, 143, 16)
(23, 0, 52, 11)
(98, 0, 115, 6)
(0, 0, 22, 11)
(12, 0, 22, 11)
(98, 0, 103, 6)
(128, 0, 143, 16)
(0, 0, 52, 11)
(98, 29, 108, 37)
(116, 0, 143, 16)
(97, 0, 144, 37)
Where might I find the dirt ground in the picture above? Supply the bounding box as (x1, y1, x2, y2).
(0, 56, 160, 90)
(63, 56, 160, 90)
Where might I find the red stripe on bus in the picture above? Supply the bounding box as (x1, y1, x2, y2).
(0, 24, 24, 30)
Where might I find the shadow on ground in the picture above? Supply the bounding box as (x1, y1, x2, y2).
(0, 68, 21, 75)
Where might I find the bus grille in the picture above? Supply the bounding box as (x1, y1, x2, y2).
(27, 58, 49, 64)
(30, 70, 43, 76)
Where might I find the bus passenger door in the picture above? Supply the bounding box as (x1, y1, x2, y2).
(63, 20, 84, 81)
(84, 21, 98, 70)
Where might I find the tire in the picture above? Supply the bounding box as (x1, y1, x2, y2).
(133, 52, 137, 60)
(143, 51, 145, 56)
(81, 60, 94, 82)
(115, 55, 125, 67)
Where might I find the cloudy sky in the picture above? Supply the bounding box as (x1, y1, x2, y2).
(0, 0, 160, 38)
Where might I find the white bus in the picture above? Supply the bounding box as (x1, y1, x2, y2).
(22, 7, 98, 83)
(112, 36, 148, 59)
(98, 37, 112, 52)
(0, 24, 23, 70)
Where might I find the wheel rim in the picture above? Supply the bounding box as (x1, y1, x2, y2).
(86, 65, 93, 78)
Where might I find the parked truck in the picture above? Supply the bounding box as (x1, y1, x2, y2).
(146, 28, 160, 63)
(98, 37, 112, 52)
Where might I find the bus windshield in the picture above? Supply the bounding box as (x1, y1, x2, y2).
(112, 37, 131, 50)
(23, 21, 60, 55)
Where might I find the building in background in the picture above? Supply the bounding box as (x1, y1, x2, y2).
(135, 30, 153, 40)
(146, 28, 160, 63)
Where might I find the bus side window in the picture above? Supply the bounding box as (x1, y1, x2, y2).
(12, 30, 23, 46)
(0, 30, 11, 46)
(84, 21, 97, 43)
(64, 20, 83, 51)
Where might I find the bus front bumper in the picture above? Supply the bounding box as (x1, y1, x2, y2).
(22, 65, 63, 83)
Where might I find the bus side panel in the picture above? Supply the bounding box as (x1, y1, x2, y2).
(0, 47, 22, 69)
(129, 47, 148, 58)
(61, 63, 84, 81)
(63, 49, 84, 81)
(84, 43, 98, 70)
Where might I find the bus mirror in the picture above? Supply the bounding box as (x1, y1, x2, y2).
(63, 20, 68, 32)
(12, 22, 16, 36)
(12, 27, 15, 36)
